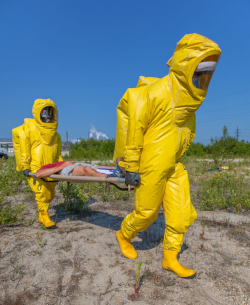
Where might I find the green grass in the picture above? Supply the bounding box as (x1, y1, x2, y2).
(186, 156, 250, 213)
(0, 157, 28, 225)
(1, 153, 249, 227)
(0, 157, 25, 201)
(195, 172, 250, 212)
(57, 182, 89, 213)
(0, 203, 26, 225)
(57, 180, 129, 213)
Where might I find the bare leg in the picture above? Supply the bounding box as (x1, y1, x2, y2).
(93, 165, 116, 169)
(93, 157, 124, 172)
(72, 165, 107, 177)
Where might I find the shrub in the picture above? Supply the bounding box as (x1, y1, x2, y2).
(196, 172, 250, 212)
(57, 179, 129, 212)
(0, 158, 28, 225)
(0, 203, 26, 225)
(186, 126, 250, 160)
(64, 138, 115, 161)
(0, 158, 25, 199)
(186, 142, 206, 157)
(57, 182, 89, 213)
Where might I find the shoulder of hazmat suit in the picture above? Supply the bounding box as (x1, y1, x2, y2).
(113, 76, 160, 172)
(114, 34, 221, 277)
(12, 99, 63, 226)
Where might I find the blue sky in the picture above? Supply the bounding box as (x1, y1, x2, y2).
(1, 0, 250, 144)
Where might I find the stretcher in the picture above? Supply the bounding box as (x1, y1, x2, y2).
(28, 173, 133, 211)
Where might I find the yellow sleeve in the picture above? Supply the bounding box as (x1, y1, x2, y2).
(57, 136, 63, 162)
(122, 87, 149, 172)
(113, 90, 129, 164)
(19, 123, 31, 171)
(12, 125, 24, 172)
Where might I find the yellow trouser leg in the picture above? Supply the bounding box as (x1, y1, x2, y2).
(118, 176, 166, 259)
(27, 177, 56, 227)
(162, 163, 197, 250)
(162, 163, 197, 278)
(121, 178, 166, 240)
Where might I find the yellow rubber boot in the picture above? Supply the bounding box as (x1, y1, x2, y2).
(162, 249, 196, 279)
(116, 230, 137, 259)
(38, 211, 56, 228)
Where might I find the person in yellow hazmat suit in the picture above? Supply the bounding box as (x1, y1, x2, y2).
(113, 34, 221, 279)
(12, 99, 62, 228)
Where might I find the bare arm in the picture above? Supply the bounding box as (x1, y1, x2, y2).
(36, 161, 74, 178)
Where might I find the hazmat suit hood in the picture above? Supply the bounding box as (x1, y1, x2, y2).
(32, 99, 58, 145)
(167, 33, 221, 127)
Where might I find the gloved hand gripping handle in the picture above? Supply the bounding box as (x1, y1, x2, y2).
(125, 171, 141, 186)
(22, 169, 29, 177)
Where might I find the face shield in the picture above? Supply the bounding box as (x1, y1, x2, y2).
(40, 106, 56, 123)
(192, 55, 219, 90)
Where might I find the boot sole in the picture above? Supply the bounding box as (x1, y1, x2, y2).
(39, 220, 57, 229)
(44, 224, 57, 229)
(181, 273, 196, 279)
(38, 218, 56, 229)
(163, 268, 196, 279)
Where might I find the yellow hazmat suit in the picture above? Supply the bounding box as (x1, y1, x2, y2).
(12, 125, 25, 172)
(13, 99, 62, 226)
(114, 34, 221, 277)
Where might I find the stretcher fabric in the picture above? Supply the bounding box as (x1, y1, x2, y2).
(113, 33, 221, 251)
(27, 176, 57, 212)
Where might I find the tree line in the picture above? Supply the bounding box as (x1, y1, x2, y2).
(66, 126, 250, 161)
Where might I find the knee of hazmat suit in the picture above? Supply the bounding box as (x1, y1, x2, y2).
(12, 99, 63, 212)
(113, 34, 221, 251)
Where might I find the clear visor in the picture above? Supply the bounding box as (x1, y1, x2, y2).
(192, 55, 219, 90)
(40, 106, 56, 123)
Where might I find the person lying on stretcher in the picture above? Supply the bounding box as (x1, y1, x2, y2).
(36, 159, 125, 179)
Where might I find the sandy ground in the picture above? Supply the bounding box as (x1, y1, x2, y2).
(0, 187, 249, 305)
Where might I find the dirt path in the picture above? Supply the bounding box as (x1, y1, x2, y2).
(0, 190, 249, 305)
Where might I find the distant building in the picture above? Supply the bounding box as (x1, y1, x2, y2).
(0, 139, 72, 154)
(62, 141, 72, 151)
(0, 139, 13, 153)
